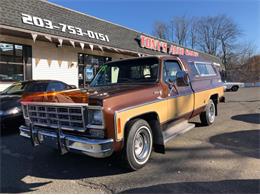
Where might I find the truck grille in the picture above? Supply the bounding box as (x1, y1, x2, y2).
(24, 104, 87, 131)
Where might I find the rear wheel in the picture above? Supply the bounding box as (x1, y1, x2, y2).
(231, 85, 239, 91)
(200, 99, 216, 126)
(122, 119, 153, 171)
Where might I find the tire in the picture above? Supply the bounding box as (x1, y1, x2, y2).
(231, 85, 239, 91)
(200, 99, 216, 126)
(122, 119, 153, 171)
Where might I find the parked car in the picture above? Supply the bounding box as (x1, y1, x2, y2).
(20, 56, 224, 170)
(223, 81, 244, 91)
(0, 80, 76, 131)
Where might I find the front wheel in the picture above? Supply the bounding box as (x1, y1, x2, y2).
(200, 99, 216, 126)
(122, 119, 153, 171)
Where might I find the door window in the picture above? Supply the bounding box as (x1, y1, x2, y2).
(47, 82, 66, 92)
(195, 63, 216, 76)
(163, 61, 182, 83)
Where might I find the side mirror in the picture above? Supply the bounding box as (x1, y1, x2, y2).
(176, 71, 189, 87)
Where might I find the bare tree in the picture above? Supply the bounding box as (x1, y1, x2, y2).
(151, 15, 256, 79)
(229, 41, 256, 67)
(152, 21, 169, 40)
(188, 17, 198, 49)
(223, 41, 256, 81)
(169, 16, 190, 46)
(217, 15, 241, 68)
(196, 16, 223, 55)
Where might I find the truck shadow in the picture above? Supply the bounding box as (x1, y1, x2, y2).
(231, 113, 260, 124)
(0, 126, 20, 136)
(120, 179, 260, 193)
(0, 133, 128, 193)
(209, 130, 260, 159)
(1, 129, 259, 193)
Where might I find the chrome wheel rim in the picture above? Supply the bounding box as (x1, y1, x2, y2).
(208, 103, 215, 123)
(133, 126, 152, 164)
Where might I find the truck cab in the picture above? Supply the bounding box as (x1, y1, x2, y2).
(20, 55, 224, 170)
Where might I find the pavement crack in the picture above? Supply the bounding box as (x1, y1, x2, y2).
(77, 180, 114, 193)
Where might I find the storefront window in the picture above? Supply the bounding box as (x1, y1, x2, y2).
(0, 42, 29, 82)
(78, 53, 111, 88)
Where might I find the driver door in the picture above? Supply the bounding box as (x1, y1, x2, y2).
(163, 60, 194, 123)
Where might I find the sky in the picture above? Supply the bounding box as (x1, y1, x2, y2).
(49, 0, 260, 53)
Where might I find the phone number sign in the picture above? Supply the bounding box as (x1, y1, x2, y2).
(21, 13, 110, 42)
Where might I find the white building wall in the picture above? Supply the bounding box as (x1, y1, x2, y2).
(32, 42, 78, 86)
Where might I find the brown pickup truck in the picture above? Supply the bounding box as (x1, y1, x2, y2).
(20, 55, 224, 170)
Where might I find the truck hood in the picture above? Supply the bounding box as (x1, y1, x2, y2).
(21, 84, 161, 106)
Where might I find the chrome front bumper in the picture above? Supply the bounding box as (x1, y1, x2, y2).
(19, 125, 114, 158)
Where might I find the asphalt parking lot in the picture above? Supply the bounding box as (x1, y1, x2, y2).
(1, 87, 260, 193)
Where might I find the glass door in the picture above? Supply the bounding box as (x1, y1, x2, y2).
(78, 53, 111, 88)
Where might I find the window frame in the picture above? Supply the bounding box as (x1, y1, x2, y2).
(162, 60, 183, 84)
(0, 42, 32, 83)
(192, 61, 217, 77)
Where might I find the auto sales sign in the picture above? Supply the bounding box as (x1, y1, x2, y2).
(139, 35, 199, 57)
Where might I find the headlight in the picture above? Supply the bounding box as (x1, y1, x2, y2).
(87, 107, 104, 138)
(0, 107, 22, 116)
(88, 108, 104, 126)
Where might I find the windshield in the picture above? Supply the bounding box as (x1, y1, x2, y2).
(90, 58, 159, 87)
(1, 82, 26, 95)
(1, 82, 50, 95)
(25, 82, 48, 92)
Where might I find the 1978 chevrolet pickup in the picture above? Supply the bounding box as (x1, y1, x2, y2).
(20, 55, 224, 170)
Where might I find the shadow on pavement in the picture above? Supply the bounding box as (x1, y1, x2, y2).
(121, 179, 260, 193)
(231, 113, 260, 124)
(0, 133, 128, 193)
(190, 122, 205, 128)
(227, 100, 260, 103)
(0, 126, 20, 136)
(209, 130, 260, 159)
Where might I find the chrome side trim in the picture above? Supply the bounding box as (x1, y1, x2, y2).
(116, 92, 193, 114)
(113, 85, 222, 141)
(116, 99, 163, 114)
(116, 85, 223, 115)
(114, 111, 119, 141)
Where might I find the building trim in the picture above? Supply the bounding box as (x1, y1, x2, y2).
(0, 24, 150, 57)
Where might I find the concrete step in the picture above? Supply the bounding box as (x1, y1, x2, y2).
(163, 120, 195, 144)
